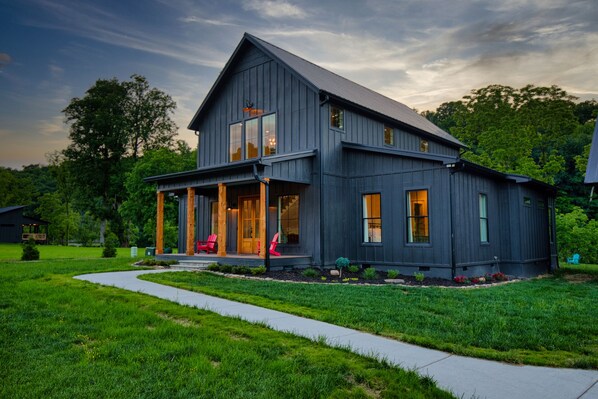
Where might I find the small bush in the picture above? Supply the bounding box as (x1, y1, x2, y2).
(138, 259, 176, 267)
(231, 266, 251, 275)
(335, 257, 350, 277)
(21, 237, 40, 261)
(453, 275, 469, 284)
(491, 272, 508, 281)
(387, 269, 400, 279)
(362, 267, 378, 280)
(348, 265, 360, 273)
(250, 265, 267, 275)
(302, 268, 320, 278)
(414, 272, 425, 282)
(219, 264, 233, 273)
(207, 263, 220, 271)
(102, 232, 118, 258)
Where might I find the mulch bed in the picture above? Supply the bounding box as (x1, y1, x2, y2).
(243, 269, 505, 287)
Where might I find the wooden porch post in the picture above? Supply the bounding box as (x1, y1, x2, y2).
(217, 183, 227, 257)
(186, 187, 195, 256)
(156, 191, 164, 255)
(259, 179, 269, 259)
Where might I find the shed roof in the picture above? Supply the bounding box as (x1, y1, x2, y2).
(0, 205, 26, 215)
(585, 118, 598, 184)
(189, 33, 464, 148)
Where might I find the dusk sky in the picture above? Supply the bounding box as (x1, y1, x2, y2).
(1, 0, 597, 169)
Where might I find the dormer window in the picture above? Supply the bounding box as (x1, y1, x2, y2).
(330, 106, 344, 130)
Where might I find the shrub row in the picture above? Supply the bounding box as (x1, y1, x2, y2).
(453, 272, 508, 284)
(207, 263, 267, 275)
(137, 258, 178, 267)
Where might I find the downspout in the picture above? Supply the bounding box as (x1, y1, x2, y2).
(253, 164, 270, 272)
(318, 93, 329, 268)
(447, 161, 463, 279)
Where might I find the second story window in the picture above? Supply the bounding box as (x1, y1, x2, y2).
(330, 106, 344, 130)
(229, 113, 276, 162)
(384, 126, 394, 146)
(420, 139, 429, 152)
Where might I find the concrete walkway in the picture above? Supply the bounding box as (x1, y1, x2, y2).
(75, 269, 598, 399)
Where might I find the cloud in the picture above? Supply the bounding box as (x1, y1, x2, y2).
(37, 115, 67, 138)
(243, 0, 307, 18)
(179, 15, 237, 26)
(0, 53, 11, 69)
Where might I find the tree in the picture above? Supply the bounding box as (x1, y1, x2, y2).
(63, 75, 178, 244)
(0, 167, 34, 207)
(119, 142, 196, 247)
(36, 192, 80, 245)
(46, 151, 77, 244)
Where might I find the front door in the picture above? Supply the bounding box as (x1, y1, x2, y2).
(238, 196, 260, 254)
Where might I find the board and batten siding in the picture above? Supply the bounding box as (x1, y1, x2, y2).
(196, 45, 319, 171)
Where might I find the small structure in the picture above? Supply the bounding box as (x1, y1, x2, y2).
(0, 206, 49, 243)
(146, 33, 557, 278)
(585, 118, 598, 186)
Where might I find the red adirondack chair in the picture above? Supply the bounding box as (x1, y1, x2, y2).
(196, 234, 217, 254)
(257, 232, 281, 256)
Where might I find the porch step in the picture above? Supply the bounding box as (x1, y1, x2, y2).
(172, 260, 214, 271)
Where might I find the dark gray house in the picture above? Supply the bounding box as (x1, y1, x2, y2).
(148, 33, 557, 278)
(0, 206, 49, 243)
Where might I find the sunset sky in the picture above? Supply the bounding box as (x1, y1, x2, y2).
(1, 0, 597, 169)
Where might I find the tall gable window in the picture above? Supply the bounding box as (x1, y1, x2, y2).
(278, 195, 299, 244)
(407, 190, 429, 243)
(330, 106, 344, 129)
(384, 126, 394, 146)
(229, 114, 276, 162)
(363, 193, 382, 243)
(262, 114, 277, 156)
(479, 193, 488, 243)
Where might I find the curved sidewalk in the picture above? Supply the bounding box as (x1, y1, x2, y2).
(75, 270, 598, 399)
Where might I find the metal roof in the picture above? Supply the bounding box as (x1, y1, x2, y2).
(585, 118, 598, 184)
(0, 205, 26, 215)
(189, 33, 464, 148)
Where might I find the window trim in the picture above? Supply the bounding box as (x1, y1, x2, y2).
(479, 192, 489, 244)
(405, 188, 431, 245)
(277, 194, 300, 245)
(362, 192, 382, 244)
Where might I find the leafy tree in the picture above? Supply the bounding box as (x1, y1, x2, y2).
(120, 142, 196, 247)
(0, 167, 35, 208)
(556, 206, 598, 263)
(36, 192, 80, 245)
(62, 75, 178, 244)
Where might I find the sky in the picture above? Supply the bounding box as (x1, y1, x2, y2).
(1, 0, 597, 169)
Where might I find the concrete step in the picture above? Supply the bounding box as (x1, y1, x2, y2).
(172, 260, 214, 270)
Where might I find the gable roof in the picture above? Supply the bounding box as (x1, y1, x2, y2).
(585, 118, 598, 184)
(0, 205, 26, 215)
(189, 33, 464, 148)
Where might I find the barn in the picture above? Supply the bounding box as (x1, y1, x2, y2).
(0, 206, 49, 243)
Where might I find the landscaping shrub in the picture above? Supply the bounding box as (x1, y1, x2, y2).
(491, 272, 508, 281)
(250, 265, 267, 275)
(137, 259, 176, 267)
(301, 268, 320, 278)
(21, 237, 40, 261)
(231, 266, 251, 275)
(219, 264, 233, 273)
(362, 267, 378, 280)
(387, 269, 400, 279)
(335, 257, 350, 277)
(414, 272, 425, 282)
(348, 264, 360, 273)
(207, 263, 220, 271)
(102, 232, 118, 258)
(454, 275, 469, 284)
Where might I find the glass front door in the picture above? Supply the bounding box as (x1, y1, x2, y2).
(239, 196, 260, 254)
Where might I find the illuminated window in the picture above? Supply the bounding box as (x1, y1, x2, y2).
(363, 194, 382, 243)
(384, 126, 394, 146)
(407, 190, 429, 243)
(245, 118, 258, 159)
(278, 195, 299, 244)
(330, 106, 344, 129)
(420, 139, 429, 152)
(210, 201, 218, 235)
(262, 114, 276, 156)
(479, 194, 488, 243)
(229, 123, 242, 162)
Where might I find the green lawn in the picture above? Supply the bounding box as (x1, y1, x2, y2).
(0, 243, 145, 260)
(0, 257, 453, 399)
(143, 266, 598, 369)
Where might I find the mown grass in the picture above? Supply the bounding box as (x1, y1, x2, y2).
(0, 258, 453, 399)
(143, 267, 598, 369)
(0, 243, 144, 260)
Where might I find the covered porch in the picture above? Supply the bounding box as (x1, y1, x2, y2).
(145, 153, 316, 268)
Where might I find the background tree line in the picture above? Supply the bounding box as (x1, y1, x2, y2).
(1, 80, 596, 261)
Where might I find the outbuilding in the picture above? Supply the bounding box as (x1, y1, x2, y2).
(0, 206, 49, 243)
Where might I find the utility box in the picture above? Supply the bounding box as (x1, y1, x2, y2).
(145, 247, 156, 257)
(130, 246, 138, 257)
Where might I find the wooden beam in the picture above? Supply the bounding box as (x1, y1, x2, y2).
(156, 191, 164, 255)
(259, 179, 269, 259)
(217, 183, 227, 257)
(186, 187, 195, 256)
